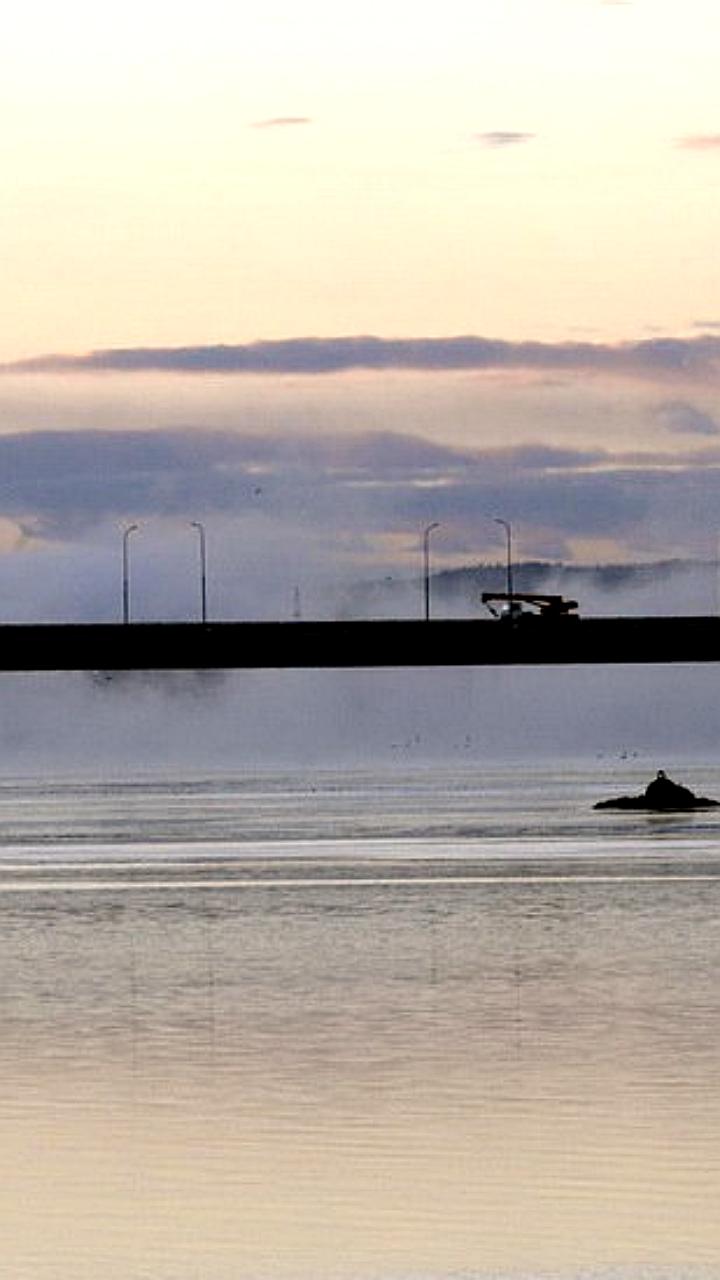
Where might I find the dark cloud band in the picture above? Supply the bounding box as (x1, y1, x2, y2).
(0, 426, 718, 552)
(5, 334, 720, 379)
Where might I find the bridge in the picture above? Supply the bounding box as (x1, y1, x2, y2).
(0, 616, 719, 671)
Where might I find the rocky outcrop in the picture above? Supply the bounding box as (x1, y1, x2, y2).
(594, 770, 719, 811)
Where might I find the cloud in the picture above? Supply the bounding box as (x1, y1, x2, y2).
(656, 400, 720, 436)
(474, 131, 535, 148)
(0, 428, 604, 536)
(676, 134, 720, 150)
(251, 116, 312, 129)
(6, 334, 720, 381)
(0, 423, 717, 565)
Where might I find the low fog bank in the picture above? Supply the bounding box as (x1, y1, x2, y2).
(386, 559, 720, 620)
(1, 664, 719, 778)
(0, 531, 718, 625)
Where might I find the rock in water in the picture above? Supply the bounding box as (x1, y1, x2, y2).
(594, 770, 720, 811)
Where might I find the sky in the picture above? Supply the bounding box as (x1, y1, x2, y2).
(3, 0, 720, 355)
(4, 0, 720, 618)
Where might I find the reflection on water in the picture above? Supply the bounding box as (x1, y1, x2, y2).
(0, 768, 719, 1279)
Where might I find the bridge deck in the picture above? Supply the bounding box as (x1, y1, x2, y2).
(0, 617, 718, 671)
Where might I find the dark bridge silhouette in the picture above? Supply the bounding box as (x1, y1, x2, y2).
(1, 616, 719, 671)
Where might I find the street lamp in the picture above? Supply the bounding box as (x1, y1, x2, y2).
(493, 517, 514, 604)
(423, 522, 440, 621)
(122, 523, 139, 624)
(190, 521, 208, 623)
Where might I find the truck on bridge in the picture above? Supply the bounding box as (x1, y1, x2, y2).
(481, 592, 579, 622)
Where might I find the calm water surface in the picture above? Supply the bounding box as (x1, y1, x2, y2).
(0, 764, 718, 1280)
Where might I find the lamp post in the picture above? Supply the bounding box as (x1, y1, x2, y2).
(423, 522, 440, 621)
(190, 521, 208, 623)
(493, 517, 514, 604)
(122, 523, 139, 624)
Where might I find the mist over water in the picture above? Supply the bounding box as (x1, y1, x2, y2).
(1, 661, 719, 778)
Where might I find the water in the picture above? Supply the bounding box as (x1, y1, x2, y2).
(0, 763, 719, 1280)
